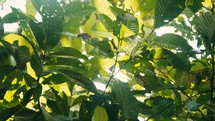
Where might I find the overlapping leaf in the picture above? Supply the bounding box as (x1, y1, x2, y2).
(153, 33, 192, 51)
(197, 12, 215, 47)
(154, 0, 186, 28)
(113, 81, 139, 120)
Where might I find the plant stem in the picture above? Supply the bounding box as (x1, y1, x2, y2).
(209, 42, 215, 121)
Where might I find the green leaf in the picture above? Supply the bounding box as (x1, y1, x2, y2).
(0, 65, 14, 80)
(97, 14, 114, 32)
(188, 101, 200, 112)
(196, 93, 210, 105)
(2, 9, 26, 23)
(117, 13, 139, 33)
(26, 0, 37, 16)
(92, 106, 108, 121)
(110, 6, 127, 17)
(72, 95, 88, 106)
(57, 69, 98, 93)
(82, 38, 114, 57)
(186, 0, 203, 13)
(153, 33, 192, 51)
(0, 104, 21, 121)
(152, 97, 175, 118)
(22, 88, 34, 106)
(47, 99, 64, 115)
(30, 55, 43, 77)
(113, 81, 139, 120)
(197, 12, 215, 46)
(49, 47, 88, 60)
(124, 0, 157, 18)
(65, 2, 96, 17)
(36, 0, 64, 47)
(79, 101, 97, 121)
(0, 86, 8, 99)
(42, 74, 68, 84)
(33, 84, 42, 102)
(49, 88, 69, 116)
(154, 0, 186, 28)
(14, 108, 41, 121)
(29, 19, 45, 50)
(0, 17, 4, 37)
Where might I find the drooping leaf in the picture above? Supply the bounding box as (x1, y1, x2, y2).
(197, 12, 215, 47)
(113, 81, 139, 120)
(92, 106, 108, 121)
(65, 2, 96, 18)
(154, 0, 186, 28)
(153, 33, 192, 51)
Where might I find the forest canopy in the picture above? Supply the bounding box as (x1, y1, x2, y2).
(0, 0, 215, 121)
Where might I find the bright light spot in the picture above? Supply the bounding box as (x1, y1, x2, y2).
(0, 0, 26, 17)
(155, 26, 176, 36)
(94, 82, 106, 91)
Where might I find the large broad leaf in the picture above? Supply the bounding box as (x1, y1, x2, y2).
(153, 33, 192, 51)
(154, 0, 186, 28)
(152, 97, 175, 118)
(186, 0, 203, 13)
(113, 81, 139, 120)
(197, 12, 215, 47)
(57, 69, 98, 93)
(117, 13, 139, 34)
(65, 2, 96, 18)
(32, 0, 64, 47)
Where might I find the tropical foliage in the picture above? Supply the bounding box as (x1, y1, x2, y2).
(0, 0, 215, 121)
